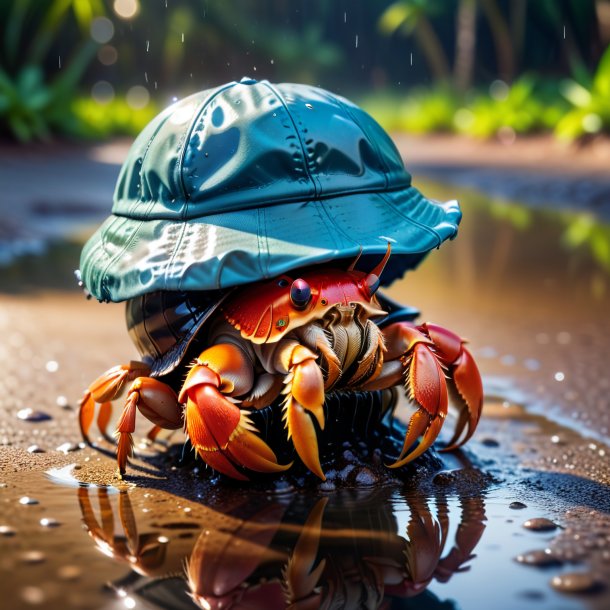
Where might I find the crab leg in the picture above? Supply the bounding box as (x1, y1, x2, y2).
(78, 361, 151, 443)
(115, 377, 182, 475)
(272, 340, 326, 480)
(179, 343, 291, 480)
(369, 322, 483, 468)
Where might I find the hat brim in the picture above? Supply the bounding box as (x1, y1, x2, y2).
(80, 185, 461, 302)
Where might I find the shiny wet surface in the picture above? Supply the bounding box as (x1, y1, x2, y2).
(1, 181, 610, 609)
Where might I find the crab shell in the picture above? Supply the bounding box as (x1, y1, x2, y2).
(221, 265, 388, 344)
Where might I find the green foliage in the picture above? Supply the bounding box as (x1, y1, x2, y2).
(0, 0, 103, 141)
(456, 77, 565, 138)
(555, 45, 610, 140)
(70, 96, 158, 139)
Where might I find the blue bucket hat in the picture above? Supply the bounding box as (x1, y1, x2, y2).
(80, 78, 461, 302)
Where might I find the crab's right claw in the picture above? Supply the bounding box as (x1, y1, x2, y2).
(180, 344, 291, 481)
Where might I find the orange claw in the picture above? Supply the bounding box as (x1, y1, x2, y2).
(115, 377, 181, 475)
(419, 323, 483, 451)
(180, 344, 291, 480)
(280, 343, 326, 480)
(388, 337, 448, 469)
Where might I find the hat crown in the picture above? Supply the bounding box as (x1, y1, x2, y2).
(113, 80, 411, 220)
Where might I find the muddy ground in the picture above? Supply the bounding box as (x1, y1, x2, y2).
(0, 135, 609, 609)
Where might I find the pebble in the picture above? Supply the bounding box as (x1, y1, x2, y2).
(17, 408, 51, 422)
(550, 572, 600, 593)
(509, 501, 527, 510)
(40, 518, 61, 528)
(514, 550, 562, 567)
(56, 442, 80, 454)
(0, 525, 16, 536)
(27, 445, 45, 453)
(21, 550, 45, 564)
(523, 518, 557, 532)
(57, 565, 82, 581)
(481, 437, 500, 447)
(19, 496, 39, 505)
(21, 586, 45, 605)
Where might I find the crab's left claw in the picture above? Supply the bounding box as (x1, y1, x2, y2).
(380, 322, 483, 469)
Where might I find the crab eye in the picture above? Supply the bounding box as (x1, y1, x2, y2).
(290, 279, 311, 309)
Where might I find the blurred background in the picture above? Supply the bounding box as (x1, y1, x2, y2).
(1, 0, 610, 142)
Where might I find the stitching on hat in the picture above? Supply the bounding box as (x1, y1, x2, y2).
(330, 94, 390, 191)
(177, 81, 239, 220)
(261, 80, 319, 198)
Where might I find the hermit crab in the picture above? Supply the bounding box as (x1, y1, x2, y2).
(77, 79, 483, 481)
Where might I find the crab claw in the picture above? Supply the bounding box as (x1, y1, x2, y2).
(420, 323, 483, 451)
(388, 332, 448, 469)
(279, 344, 326, 480)
(180, 344, 291, 480)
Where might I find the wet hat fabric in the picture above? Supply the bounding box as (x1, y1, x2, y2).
(80, 79, 461, 302)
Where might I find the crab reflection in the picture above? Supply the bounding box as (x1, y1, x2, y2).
(79, 485, 486, 609)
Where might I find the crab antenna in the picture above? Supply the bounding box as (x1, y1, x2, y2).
(347, 246, 364, 271)
(368, 242, 392, 279)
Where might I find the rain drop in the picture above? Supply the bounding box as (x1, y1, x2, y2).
(509, 501, 527, 510)
(27, 445, 45, 454)
(40, 518, 61, 528)
(355, 35, 359, 48)
(19, 496, 39, 506)
(0, 525, 16, 536)
(56, 395, 69, 408)
(46, 360, 59, 373)
(305, 103, 313, 110)
(17, 409, 51, 422)
(146, 40, 150, 52)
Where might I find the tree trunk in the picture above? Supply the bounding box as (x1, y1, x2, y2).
(479, 0, 515, 82)
(414, 15, 451, 82)
(454, 0, 477, 92)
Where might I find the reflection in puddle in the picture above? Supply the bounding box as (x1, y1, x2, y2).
(77, 482, 487, 609)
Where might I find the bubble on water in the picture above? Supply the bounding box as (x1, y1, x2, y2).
(17, 408, 51, 422)
(0, 525, 16, 536)
(515, 550, 562, 567)
(45, 360, 59, 373)
(40, 518, 61, 528)
(27, 445, 45, 453)
(554, 371, 565, 382)
(21, 550, 46, 564)
(523, 518, 557, 532)
(551, 572, 599, 593)
(19, 497, 39, 506)
(21, 586, 45, 605)
(509, 501, 527, 510)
